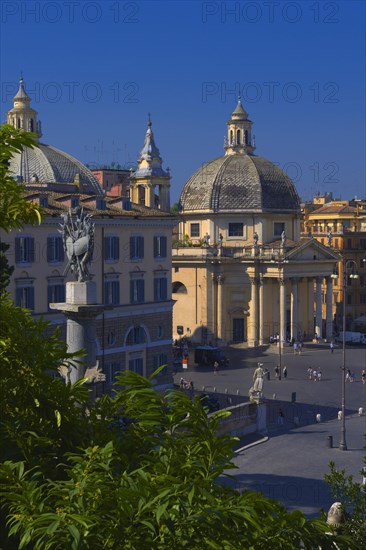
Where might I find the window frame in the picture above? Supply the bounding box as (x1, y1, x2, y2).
(228, 222, 244, 238)
(15, 235, 35, 265)
(104, 235, 120, 262)
(130, 235, 144, 261)
(190, 223, 200, 238)
(47, 235, 64, 264)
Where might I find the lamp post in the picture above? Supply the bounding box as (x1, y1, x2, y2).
(339, 258, 358, 451)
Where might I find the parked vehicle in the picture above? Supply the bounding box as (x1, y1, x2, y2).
(194, 346, 228, 366)
(335, 331, 366, 344)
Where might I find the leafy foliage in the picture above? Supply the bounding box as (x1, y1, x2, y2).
(0, 241, 14, 293)
(0, 124, 42, 232)
(324, 459, 366, 547)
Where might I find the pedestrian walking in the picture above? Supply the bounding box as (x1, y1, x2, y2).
(213, 360, 219, 375)
(277, 408, 284, 425)
(283, 366, 287, 379)
(346, 369, 351, 382)
(308, 367, 313, 380)
(293, 342, 297, 354)
(317, 370, 322, 382)
(362, 370, 366, 384)
(298, 342, 302, 354)
(330, 341, 334, 353)
(313, 369, 317, 381)
(275, 365, 280, 378)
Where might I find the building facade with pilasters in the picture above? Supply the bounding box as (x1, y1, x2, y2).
(172, 100, 339, 346)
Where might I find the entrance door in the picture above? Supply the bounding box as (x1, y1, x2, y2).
(233, 318, 245, 342)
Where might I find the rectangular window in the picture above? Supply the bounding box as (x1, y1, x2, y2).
(130, 236, 144, 260)
(16, 286, 35, 310)
(105, 236, 119, 261)
(274, 222, 285, 237)
(228, 223, 243, 237)
(360, 239, 366, 250)
(130, 279, 145, 303)
(129, 357, 143, 376)
(105, 280, 120, 305)
(48, 283, 65, 305)
(360, 294, 366, 304)
(15, 236, 35, 264)
(190, 223, 200, 237)
(153, 353, 168, 376)
(154, 277, 167, 301)
(347, 239, 352, 250)
(347, 293, 352, 305)
(47, 236, 64, 263)
(105, 362, 122, 385)
(154, 235, 167, 258)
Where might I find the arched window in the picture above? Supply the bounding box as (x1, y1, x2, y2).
(17, 118, 21, 129)
(172, 281, 187, 294)
(126, 326, 147, 345)
(236, 129, 241, 144)
(30, 119, 34, 132)
(245, 130, 249, 145)
(230, 130, 233, 144)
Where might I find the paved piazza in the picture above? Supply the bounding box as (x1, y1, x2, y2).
(174, 342, 366, 517)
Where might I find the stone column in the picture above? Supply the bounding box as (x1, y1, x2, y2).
(217, 275, 225, 342)
(307, 278, 315, 337)
(259, 277, 265, 345)
(211, 273, 217, 342)
(279, 278, 287, 346)
(290, 278, 298, 341)
(315, 277, 323, 338)
(248, 277, 259, 347)
(325, 276, 333, 341)
(146, 184, 155, 208)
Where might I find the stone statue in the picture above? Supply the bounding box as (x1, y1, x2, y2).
(61, 207, 95, 282)
(327, 230, 332, 247)
(249, 362, 265, 401)
(253, 231, 258, 245)
(218, 233, 223, 247)
(327, 502, 347, 532)
(59, 360, 106, 384)
(281, 230, 286, 248)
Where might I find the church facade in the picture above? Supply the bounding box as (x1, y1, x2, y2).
(172, 100, 339, 346)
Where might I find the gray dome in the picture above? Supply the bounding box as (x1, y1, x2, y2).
(179, 154, 300, 213)
(10, 143, 103, 195)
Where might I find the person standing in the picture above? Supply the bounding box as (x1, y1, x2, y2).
(362, 369, 366, 384)
(277, 408, 284, 425)
(213, 360, 219, 375)
(275, 365, 280, 378)
(283, 366, 287, 379)
(330, 341, 334, 353)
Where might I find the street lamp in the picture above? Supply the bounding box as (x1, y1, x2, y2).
(338, 258, 358, 451)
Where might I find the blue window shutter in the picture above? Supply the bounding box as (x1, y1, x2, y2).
(16, 288, 21, 306)
(130, 237, 134, 259)
(29, 238, 35, 263)
(114, 237, 119, 260)
(154, 237, 158, 258)
(48, 285, 52, 304)
(154, 279, 158, 300)
(139, 236, 144, 258)
(29, 287, 35, 310)
(130, 280, 134, 302)
(162, 236, 167, 258)
(162, 278, 167, 299)
(15, 238, 21, 263)
(104, 237, 109, 260)
(58, 238, 64, 262)
(47, 237, 53, 262)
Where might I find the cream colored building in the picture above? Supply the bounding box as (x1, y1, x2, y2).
(172, 100, 339, 346)
(2, 78, 177, 392)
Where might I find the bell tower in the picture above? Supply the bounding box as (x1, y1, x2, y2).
(224, 97, 255, 155)
(129, 115, 171, 211)
(7, 76, 42, 140)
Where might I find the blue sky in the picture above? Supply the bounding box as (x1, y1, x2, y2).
(1, 0, 365, 204)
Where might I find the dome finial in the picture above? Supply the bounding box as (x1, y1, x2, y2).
(148, 112, 152, 128)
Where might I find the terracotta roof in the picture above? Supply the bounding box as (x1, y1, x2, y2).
(309, 204, 357, 215)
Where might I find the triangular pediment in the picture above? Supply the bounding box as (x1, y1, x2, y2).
(286, 238, 340, 262)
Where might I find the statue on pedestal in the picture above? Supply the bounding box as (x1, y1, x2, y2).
(249, 362, 265, 401)
(61, 207, 95, 282)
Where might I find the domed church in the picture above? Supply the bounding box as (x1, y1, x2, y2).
(172, 99, 339, 347)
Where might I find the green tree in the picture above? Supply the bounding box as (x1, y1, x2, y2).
(0, 241, 14, 293)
